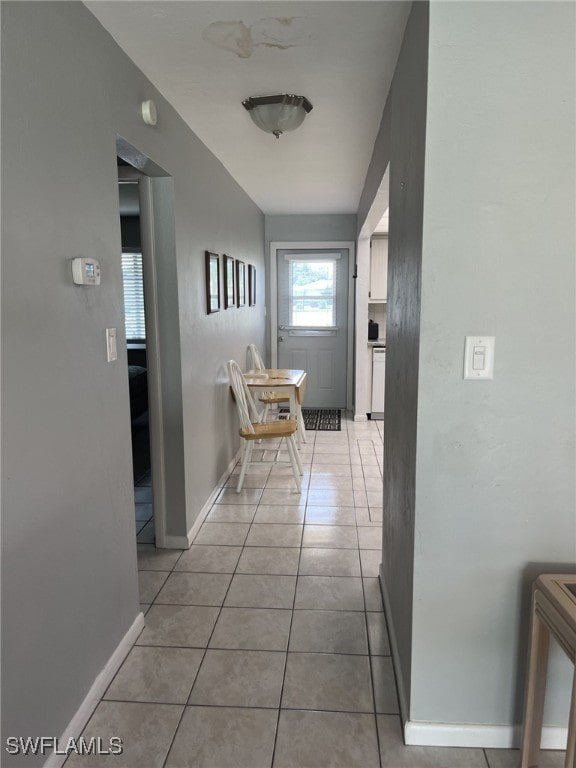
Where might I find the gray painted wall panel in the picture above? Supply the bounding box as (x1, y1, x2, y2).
(358, 0, 574, 736)
(265, 214, 357, 245)
(381, 0, 429, 714)
(1, 1, 265, 754)
(412, 1, 575, 727)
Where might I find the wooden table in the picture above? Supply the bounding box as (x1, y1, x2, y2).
(244, 369, 307, 444)
(520, 573, 576, 768)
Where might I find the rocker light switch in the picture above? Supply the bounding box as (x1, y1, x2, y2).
(472, 346, 486, 370)
(464, 336, 494, 380)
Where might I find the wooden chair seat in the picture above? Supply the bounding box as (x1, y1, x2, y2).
(240, 419, 298, 440)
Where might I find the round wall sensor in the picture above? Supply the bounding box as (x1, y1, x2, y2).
(141, 100, 157, 126)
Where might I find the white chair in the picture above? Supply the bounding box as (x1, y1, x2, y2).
(247, 344, 290, 422)
(247, 344, 307, 444)
(228, 360, 303, 493)
(247, 343, 266, 371)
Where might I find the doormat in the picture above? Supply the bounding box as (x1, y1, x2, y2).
(302, 408, 341, 431)
(279, 407, 342, 431)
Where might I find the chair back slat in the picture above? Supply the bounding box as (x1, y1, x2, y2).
(248, 344, 266, 371)
(228, 360, 258, 433)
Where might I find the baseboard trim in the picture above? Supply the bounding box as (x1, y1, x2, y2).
(163, 534, 192, 548)
(379, 564, 409, 725)
(353, 413, 368, 422)
(162, 450, 242, 550)
(44, 612, 145, 768)
(404, 721, 568, 750)
(378, 565, 568, 751)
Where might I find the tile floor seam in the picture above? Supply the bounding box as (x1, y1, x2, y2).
(150, 602, 298, 612)
(286, 648, 373, 658)
(159, 701, 188, 768)
(159, 521, 245, 768)
(286, 429, 380, 728)
(277, 705, 398, 716)
(186, 701, 282, 710)
(356, 485, 385, 768)
(100, 563, 189, 700)
(269, 453, 307, 768)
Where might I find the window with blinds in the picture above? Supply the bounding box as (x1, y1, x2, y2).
(121, 252, 146, 341)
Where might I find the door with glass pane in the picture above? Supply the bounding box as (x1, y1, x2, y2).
(277, 248, 349, 408)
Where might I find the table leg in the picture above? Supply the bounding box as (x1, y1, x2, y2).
(297, 403, 307, 444)
(520, 605, 551, 768)
(288, 389, 301, 447)
(295, 382, 307, 444)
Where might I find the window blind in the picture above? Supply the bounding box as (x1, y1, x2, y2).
(121, 252, 146, 341)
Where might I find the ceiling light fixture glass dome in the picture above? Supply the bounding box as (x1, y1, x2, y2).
(242, 94, 313, 139)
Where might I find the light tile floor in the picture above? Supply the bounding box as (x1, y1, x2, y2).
(69, 413, 565, 768)
(135, 471, 155, 544)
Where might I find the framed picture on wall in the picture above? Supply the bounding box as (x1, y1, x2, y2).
(236, 260, 246, 307)
(205, 251, 220, 314)
(224, 255, 235, 309)
(248, 264, 256, 306)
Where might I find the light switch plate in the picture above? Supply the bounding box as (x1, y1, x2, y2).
(106, 328, 118, 362)
(464, 336, 495, 380)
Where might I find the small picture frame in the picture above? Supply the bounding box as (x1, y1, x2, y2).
(223, 255, 235, 309)
(236, 260, 246, 307)
(205, 251, 220, 314)
(248, 264, 256, 306)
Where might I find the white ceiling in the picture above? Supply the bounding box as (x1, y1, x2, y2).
(86, 1, 410, 215)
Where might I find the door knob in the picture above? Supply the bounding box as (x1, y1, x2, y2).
(278, 336, 285, 342)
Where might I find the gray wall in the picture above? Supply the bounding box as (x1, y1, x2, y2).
(382, 0, 429, 715)
(358, 0, 574, 737)
(265, 214, 357, 245)
(411, 0, 575, 727)
(1, 1, 265, 758)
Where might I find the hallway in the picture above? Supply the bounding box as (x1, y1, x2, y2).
(68, 415, 561, 768)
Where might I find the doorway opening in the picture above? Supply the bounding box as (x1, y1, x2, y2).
(117, 166, 154, 543)
(354, 165, 390, 421)
(115, 140, 184, 550)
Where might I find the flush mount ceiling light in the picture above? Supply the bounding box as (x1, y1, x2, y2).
(242, 94, 313, 139)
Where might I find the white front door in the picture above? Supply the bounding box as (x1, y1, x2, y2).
(276, 247, 349, 408)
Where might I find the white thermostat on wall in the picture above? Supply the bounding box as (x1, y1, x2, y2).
(72, 257, 100, 286)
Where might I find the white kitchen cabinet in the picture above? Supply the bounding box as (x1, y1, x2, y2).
(369, 236, 388, 302)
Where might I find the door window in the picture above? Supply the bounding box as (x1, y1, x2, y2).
(288, 258, 337, 328)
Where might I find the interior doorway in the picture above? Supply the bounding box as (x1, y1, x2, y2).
(118, 169, 154, 543)
(116, 152, 174, 548)
(354, 165, 390, 420)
